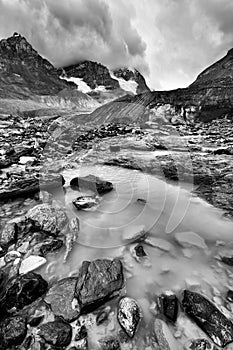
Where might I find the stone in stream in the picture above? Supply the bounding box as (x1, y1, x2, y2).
(19, 255, 47, 274)
(64, 217, 80, 262)
(184, 338, 217, 350)
(45, 278, 80, 322)
(37, 320, 72, 347)
(145, 237, 172, 252)
(154, 319, 182, 350)
(72, 195, 101, 211)
(174, 231, 207, 249)
(31, 238, 63, 256)
(27, 203, 68, 236)
(226, 290, 233, 303)
(117, 297, 142, 338)
(0, 315, 27, 348)
(70, 174, 113, 195)
(75, 259, 124, 312)
(182, 290, 233, 347)
(158, 292, 179, 323)
(122, 224, 147, 243)
(0, 272, 48, 312)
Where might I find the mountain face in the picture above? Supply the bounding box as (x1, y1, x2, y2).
(62, 61, 150, 95)
(0, 32, 74, 98)
(87, 48, 233, 124)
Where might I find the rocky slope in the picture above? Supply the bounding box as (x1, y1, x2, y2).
(0, 33, 75, 98)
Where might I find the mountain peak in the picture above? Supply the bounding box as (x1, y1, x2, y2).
(0, 32, 37, 58)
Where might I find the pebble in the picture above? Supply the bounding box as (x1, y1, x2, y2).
(19, 255, 47, 274)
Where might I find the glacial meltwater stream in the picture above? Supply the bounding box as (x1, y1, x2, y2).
(36, 158, 233, 348)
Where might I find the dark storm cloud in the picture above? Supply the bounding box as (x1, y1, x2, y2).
(0, 0, 148, 74)
(0, 0, 233, 89)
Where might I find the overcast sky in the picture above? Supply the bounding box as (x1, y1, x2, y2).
(0, 0, 233, 90)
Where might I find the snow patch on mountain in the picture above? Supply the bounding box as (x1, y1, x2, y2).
(110, 71, 138, 94)
(60, 76, 91, 93)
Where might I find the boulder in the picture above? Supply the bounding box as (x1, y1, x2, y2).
(70, 175, 113, 195)
(0, 272, 48, 312)
(37, 320, 72, 347)
(75, 259, 124, 312)
(182, 290, 233, 347)
(45, 278, 80, 322)
(31, 238, 63, 256)
(72, 195, 101, 210)
(0, 315, 27, 347)
(27, 203, 68, 236)
(117, 297, 141, 338)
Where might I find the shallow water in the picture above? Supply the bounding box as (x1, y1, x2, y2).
(36, 161, 233, 347)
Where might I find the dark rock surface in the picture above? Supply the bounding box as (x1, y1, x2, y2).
(117, 297, 141, 338)
(182, 290, 233, 347)
(0, 315, 27, 347)
(158, 293, 179, 323)
(45, 277, 80, 322)
(37, 319, 72, 347)
(70, 175, 113, 195)
(99, 336, 121, 350)
(75, 259, 124, 312)
(0, 272, 48, 313)
(72, 195, 101, 210)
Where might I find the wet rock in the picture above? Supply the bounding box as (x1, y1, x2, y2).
(72, 195, 101, 210)
(0, 270, 7, 297)
(37, 320, 72, 347)
(19, 255, 47, 274)
(99, 336, 121, 350)
(70, 174, 113, 195)
(220, 255, 233, 266)
(158, 292, 179, 322)
(75, 259, 124, 312)
(96, 308, 110, 325)
(27, 204, 68, 236)
(0, 272, 48, 312)
(182, 290, 233, 347)
(0, 315, 27, 347)
(184, 338, 216, 350)
(31, 238, 63, 257)
(154, 318, 182, 350)
(117, 297, 142, 338)
(122, 225, 147, 243)
(0, 221, 17, 247)
(226, 290, 233, 302)
(134, 244, 147, 258)
(174, 231, 207, 249)
(45, 277, 80, 322)
(64, 219, 80, 263)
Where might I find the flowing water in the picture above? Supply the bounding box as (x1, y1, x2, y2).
(36, 156, 233, 348)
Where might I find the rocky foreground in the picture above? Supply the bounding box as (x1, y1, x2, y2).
(0, 111, 233, 349)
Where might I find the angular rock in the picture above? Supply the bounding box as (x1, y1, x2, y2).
(184, 338, 216, 350)
(75, 259, 124, 312)
(0, 315, 27, 347)
(72, 195, 101, 211)
(0, 221, 17, 247)
(0, 272, 48, 312)
(45, 278, 80, 322)
(38, 320, 72, 347)
(158, 292, 179, 323)
(31, 238, 63, 256)
(27, 204, 68, 236)
(70, 174, 113, 195)
(182, 290, 233, 347)
(19, 255, 47, 274)
(117, 297, 141, 338)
